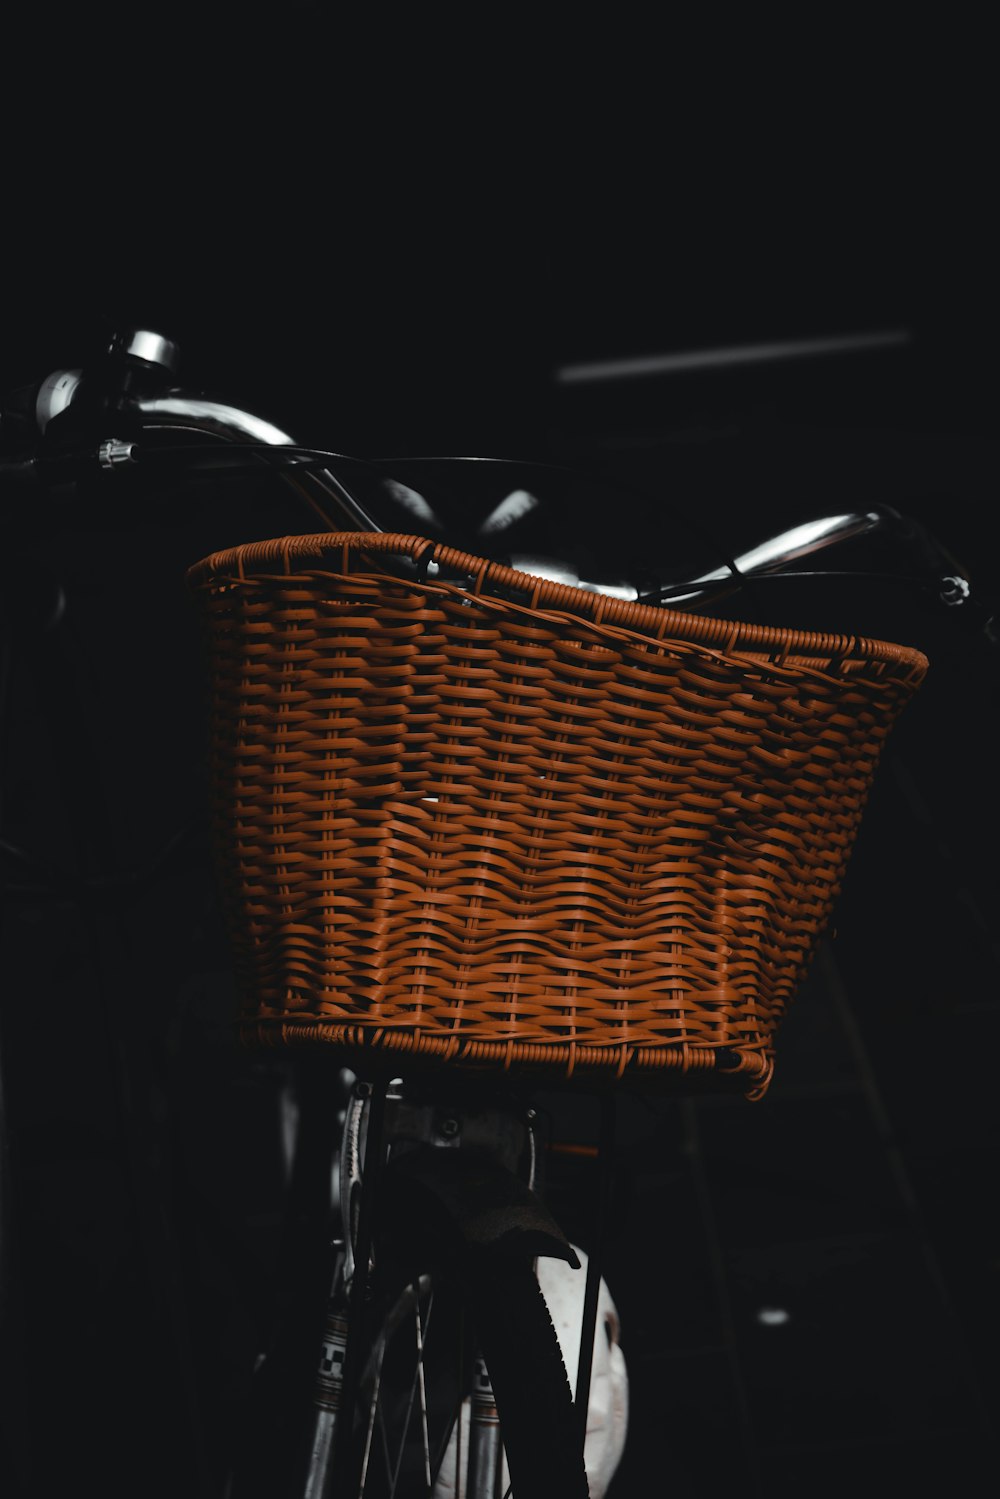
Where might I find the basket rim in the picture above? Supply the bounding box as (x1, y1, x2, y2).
(186, 530, 930, 675)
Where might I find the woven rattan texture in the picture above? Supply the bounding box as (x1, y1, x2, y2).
(187, 533, 928, 1098)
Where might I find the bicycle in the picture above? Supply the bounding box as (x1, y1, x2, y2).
(1, 324, 994, 1498)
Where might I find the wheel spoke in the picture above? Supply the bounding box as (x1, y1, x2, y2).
(360, 1327, 388, 1493)
(414, 1292, 433, 1491)
(375, 1389, 394, 1490)
(355, 1283, 440, 1493)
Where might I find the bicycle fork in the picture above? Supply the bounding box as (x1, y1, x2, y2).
(299, 1075, 580, 1498)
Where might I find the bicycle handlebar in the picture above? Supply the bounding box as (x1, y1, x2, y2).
(2, 324, 996, 651)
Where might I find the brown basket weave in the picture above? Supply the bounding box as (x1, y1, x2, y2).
(186, 531, 928, 1099)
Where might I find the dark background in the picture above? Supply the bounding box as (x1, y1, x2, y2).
(2, 37, 998, 1498)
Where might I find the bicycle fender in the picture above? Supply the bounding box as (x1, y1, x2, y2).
(378, 1144, 581, 1268)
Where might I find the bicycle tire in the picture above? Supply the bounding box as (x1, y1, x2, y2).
(462, 1251, 591, 1499)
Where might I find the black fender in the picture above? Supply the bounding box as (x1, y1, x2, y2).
(375, 1143, 580, 1275)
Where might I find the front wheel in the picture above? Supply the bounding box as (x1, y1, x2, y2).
(329, 1247, 591, 1498)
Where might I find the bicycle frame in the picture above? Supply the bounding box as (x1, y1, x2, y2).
(2, 322, 996, 1499)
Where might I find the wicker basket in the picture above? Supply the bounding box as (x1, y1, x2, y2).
(186, 531, 928, 1099)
